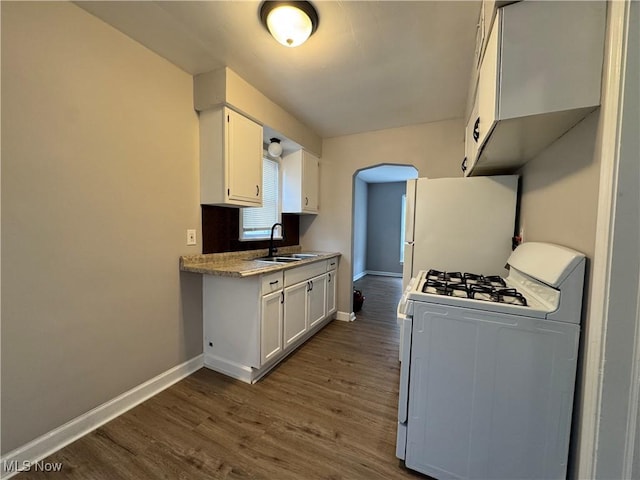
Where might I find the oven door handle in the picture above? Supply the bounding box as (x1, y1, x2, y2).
(398, 315, 412, 423)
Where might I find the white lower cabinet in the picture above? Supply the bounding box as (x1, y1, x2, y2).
(284, 281, 308, 347)
(285, 273, 327, 344)
(308, 274, 327, 329)
(261, 289, 283, 365)
(326, 269, 337, 316)
(203, 256, 339, 384)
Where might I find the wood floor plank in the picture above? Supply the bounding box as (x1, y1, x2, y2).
(18, 275, 425, 479)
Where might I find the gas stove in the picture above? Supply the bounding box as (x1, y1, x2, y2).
(400, 243, 586, 321)
(396, 242, 588, 480)
(422, 269, 528, 306)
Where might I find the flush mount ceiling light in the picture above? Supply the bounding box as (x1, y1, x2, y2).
(267, 138, 283, 157)
(259, 1, 319, 48)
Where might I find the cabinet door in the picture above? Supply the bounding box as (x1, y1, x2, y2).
(302, 151, 319, 213)
(476, 11, 499, 150)
(308, 274, 327, 329)
(226, 108, 262, 205)
(284, 281, 307, 347)
(474, 2, 485, 69)
(282, 150, 320, 214)
(326, 270, 337, 316)
(463, 96, 479, 176)
(261, 290, 283, 365)
(498, 1, 605, 119)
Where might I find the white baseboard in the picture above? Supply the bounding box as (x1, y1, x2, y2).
(354, 270, 402, 281)
(335, 311, 356, 322)
(364, 270, 403, 278)
(203, 353, 253, 384)
(353, 271, 367, 281)
(0, 354, 204, 479)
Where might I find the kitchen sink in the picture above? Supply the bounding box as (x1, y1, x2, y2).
(289, 253, 319, 258)
(269, 253, 319, 259)
(255, 256, 303, 263)
(254, 252, 320, 263)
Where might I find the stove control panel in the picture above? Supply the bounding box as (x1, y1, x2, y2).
(510, 270, 560, 311)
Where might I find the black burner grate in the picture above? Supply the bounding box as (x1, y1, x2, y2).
(485, 275, 507, 288)
(493, 288, 528, 306)
(421, 270, 528, 306)
(426, 269, 464, 283)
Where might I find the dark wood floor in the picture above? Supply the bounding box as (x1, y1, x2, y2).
(22, 275, 424, 479)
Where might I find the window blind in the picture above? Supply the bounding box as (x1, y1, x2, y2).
(242, 158, 280, 239)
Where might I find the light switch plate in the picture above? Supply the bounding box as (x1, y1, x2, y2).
(187, 229, 197, 246)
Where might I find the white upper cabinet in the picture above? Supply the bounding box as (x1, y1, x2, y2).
(465, 1, 606, 176)
(200, 106, 263, 206)
(282, 149, 319, 214)
(462, 92, 480, 174)
(464, 0, 515, 126)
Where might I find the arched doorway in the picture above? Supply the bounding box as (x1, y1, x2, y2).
(350, 164, 418, 313)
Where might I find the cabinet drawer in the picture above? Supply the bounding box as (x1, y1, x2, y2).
(261, 271, 284, 295)
(326, 257, 338, 272)
(284, 261, 327, 287)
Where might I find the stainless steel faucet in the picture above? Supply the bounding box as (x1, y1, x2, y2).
(268, 223, 283, 257)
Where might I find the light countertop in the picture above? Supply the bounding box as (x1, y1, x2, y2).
(180, 246, 340, 277)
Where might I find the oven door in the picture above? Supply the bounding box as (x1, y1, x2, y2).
(404, 301, 579, 479)
(397, 301, 408, 362)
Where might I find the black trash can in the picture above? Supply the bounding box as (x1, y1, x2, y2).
(353, 289, 365, 312)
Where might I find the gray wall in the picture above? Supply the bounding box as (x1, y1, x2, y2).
(366, 182, 406, 274)
(1, 2, 202, 454)
(352, 176, 368, 279)
(518, 111, 601, 260)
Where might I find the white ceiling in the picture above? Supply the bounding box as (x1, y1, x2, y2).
(76, 1, 480, 139)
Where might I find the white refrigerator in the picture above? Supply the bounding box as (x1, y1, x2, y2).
(402, 176, 519, 289)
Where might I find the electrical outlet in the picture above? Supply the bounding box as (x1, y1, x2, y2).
(187, 229, 197, 246)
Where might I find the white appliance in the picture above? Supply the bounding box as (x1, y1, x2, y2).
(402, 176, 518, 290)
(398, 175, 518, 360)
(396, 242, 586, 480)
